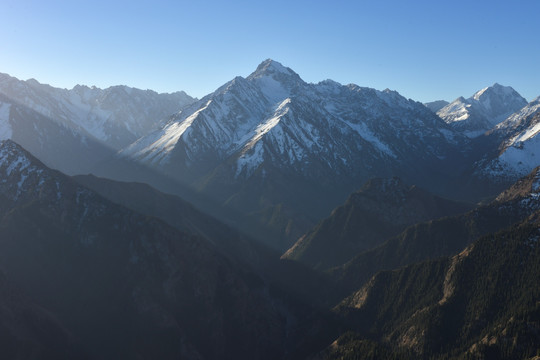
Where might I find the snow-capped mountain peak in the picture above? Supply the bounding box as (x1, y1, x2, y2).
(472, 83, 524, 115)
(0, 71, 196, 150)
(248, 59, 298, 79)
(245, 59, 305, 104)
(437, 83, 527, 137)
(120, 59, 468, 193)
(108, 59, 477, 249)
(472, 82, 504, 100)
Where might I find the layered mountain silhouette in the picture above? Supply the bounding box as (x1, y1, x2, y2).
(0, 60, 539, 360)
(282, 177, 472, 270)
(0, 140, 335, 359)
(0, 72, 195, 174)
(331, 166, 540, 294)
(105, 59, 471, 249)
(328, 211, 540, 359)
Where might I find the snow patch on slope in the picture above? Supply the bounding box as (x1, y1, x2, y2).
(512, 122, 540, 144)
(236, 141, 265, 177)
(235, 98, 292, 177)
(254, 75, 291, 104)
(499, 135, 540, 175)
(122, 100, 212, 165)
(500, 97, 540, 128)
(345, 121, 396, 158)
(246, 98, 290, 148)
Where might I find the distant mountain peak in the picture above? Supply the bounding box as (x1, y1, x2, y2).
(254, 59, 291, 73)
(472, 83, 519, 101)
(438, 83, 527, 137)
(118, 60, 470, 249)
(247, 59, 300, 82)
(318, 79, 342, 87)
(25, 78, 41, 86)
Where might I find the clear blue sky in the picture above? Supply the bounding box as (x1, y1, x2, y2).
(1, 0, 539, 102)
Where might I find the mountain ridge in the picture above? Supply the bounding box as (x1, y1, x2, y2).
(0, 71, 195, 149)
(112, 59, 471, 249)
(282, 177, 473, 270)
(330, 166, 540, 295)
(0, 139, 336, 359)
(328, 212, 540, 359)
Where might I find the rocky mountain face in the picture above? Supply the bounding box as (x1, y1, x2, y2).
(0, 139, 333, 360)
(437, 83, 527, 138)
(281, 177, 472, 270)
(0, 72, 195, 174)
(114, 59, 469, 250)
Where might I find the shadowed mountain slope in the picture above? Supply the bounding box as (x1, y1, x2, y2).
(282, 177, 472, 270)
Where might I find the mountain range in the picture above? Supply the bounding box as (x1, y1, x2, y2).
(0, 139, 339, 359)
(329, 209, 540, 359)
(0, 72, 195, 174)
(102, 60, 474, 249)
(0, 60, 539, 359)
(3, 60, 540, 250)
(282, 177, 472, 270)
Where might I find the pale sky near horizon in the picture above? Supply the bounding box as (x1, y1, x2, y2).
(1, 0, 539, 103)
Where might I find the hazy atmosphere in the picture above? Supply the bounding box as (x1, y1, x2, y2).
(0, 1, 539, 359)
